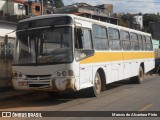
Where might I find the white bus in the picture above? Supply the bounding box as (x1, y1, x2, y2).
(12, 14, 155, 97)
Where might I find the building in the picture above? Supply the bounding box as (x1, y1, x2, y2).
(53, 3, 119, 25)
(0, 21, 16, 59)
(149, 22, 160, 40)
(0, 0, 26, 16)
(134, 15, 143, 30)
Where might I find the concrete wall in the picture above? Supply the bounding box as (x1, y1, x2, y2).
(0, 21, 16, 88)
(0, 1, 13, 15)
(0, 60, 12, 87)
(0, 22, 16, 37)
(0, 1, 25, 16)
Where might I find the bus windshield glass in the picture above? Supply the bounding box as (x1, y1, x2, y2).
(15, 27, 73, 65)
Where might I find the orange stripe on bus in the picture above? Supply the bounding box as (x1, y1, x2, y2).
(80, 52, 154, 64)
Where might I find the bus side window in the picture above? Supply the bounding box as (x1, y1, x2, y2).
(130, 32, 139, 50)
(120, 30, 131, 50)
(138, 34, 143, 50)
(142, 36, 147, 50)
(92, 24, 108, 50)
(108, 27, 121, 50)
(146, 36, 153, 51)
(76, 28, 92, 49)
(75, 28, 83, 49)
(75, 27, 94, 61)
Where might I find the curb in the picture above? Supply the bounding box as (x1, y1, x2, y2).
(0, 86, 13, 93)
(0, 91, 33, 102)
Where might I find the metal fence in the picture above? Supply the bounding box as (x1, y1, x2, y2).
(0, 37, 15, 59)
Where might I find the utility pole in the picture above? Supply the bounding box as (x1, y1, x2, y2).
(41, 0, 43, 15)
(6, 0, 9, 14)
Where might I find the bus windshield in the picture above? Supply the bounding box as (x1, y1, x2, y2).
(15, 27, 73, 65)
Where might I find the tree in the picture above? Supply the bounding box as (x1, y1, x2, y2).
(54, 0, 64, 8)
(143, 14, 160, 32)
(120, 14, 136, 29)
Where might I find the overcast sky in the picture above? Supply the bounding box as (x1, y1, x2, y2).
(63, 0, 160, 14)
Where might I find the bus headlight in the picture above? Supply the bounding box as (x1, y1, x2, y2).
(53, 70, 74, 77)
(13, 72, 26, 79)
(13, 72, 18, 78)
(62, 71, 67, 76)
(57, 72, 61, 76)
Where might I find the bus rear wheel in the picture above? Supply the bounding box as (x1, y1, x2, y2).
(130, 66, 144, 84)
(90, 72, 102, 97)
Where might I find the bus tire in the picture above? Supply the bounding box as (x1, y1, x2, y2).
(130, 66, 144, 84)
(90, 72, 102, 97)
(47, 92, 59, 98)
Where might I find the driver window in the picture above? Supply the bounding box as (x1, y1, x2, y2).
(76, 28, 92, 49)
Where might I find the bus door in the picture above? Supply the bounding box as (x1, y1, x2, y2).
(75, 27, 94, 88)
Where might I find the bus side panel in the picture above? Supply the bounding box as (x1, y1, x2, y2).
(111, 60, 123, 82)
(132, 52, 143, 77)
(123, 52, 132, 79)
(142, 52, 154, 73)
(106, 64, 112, 84)
(79, 64, 93, 89)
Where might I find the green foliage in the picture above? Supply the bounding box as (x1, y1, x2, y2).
(119, 14, 136, 29)
(54, 0, 64, 8)
(143, 13, 160, 32)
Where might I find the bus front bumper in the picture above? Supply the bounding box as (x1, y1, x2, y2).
(12, 77, 78, 92)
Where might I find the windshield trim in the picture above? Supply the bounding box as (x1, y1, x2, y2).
(16, 25, 72, 32)
(12, 61, 73, 66)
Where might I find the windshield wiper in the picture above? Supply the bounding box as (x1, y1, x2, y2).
(50, 25, 55, 32)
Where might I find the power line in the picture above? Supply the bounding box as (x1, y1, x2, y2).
(127, 0, 160, 3)
(108, 0, 160, 4)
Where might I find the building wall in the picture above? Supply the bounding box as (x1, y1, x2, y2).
(0, 22, 16, 82)
(13, 2, 26, 15)
(0, 1, 25, 16)
(0, 22, 16, 37)
(134, 15, 143, 29)
(150, 22, 160, 40)
(0, 1, 13, 15)
(103, 4, 113, 17)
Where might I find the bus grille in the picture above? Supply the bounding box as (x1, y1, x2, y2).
(26, 74, 51, 80)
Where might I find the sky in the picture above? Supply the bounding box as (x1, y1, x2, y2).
(63, 0, 160, 14)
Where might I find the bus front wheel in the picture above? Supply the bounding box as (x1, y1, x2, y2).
(90, 72, 102, 97)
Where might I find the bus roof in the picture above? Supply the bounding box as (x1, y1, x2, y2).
(19, 14, 151, 36)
